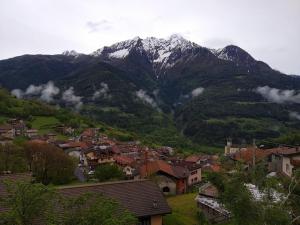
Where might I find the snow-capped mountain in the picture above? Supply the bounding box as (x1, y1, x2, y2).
(210, 45, 256, 67)
(91, 34, 205, 75)
(90, 34, 264, 76)
(62, 50, 82, 57)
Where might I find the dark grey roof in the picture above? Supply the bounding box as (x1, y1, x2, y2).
(58, 179, 171, 218)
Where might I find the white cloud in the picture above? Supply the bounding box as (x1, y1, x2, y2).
(11, 81, 60, 102)
(40, 81, 60, 102)
(62, 87, 83, 109)
(11, 89, 24, 99)
(256, 86, 300, 104)
(289, 111, 300, 120)
(93, 82, 111, 100)
(191, 87, 204, 97)
(136, 89, 158, 109)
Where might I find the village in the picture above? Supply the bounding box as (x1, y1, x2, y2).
(1, 118, 300, 224)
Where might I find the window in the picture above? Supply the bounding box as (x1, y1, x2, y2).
(191, 170, 197, 175)
(286, 164, 290, 172)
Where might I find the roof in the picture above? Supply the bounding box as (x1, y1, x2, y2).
(266, 147, 300, 157)
(113, 155, 135, 166)
(140, 160, 189, 179)
(185, 155, 201, 163)
(58, 179, 171, 218)
(199, 182, 219, 198)
(232, 148, 268, 164)
(195, 195, 230, 216)
(0, 124, 13, 130)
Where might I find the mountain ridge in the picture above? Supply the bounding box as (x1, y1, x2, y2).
(1, 34, 300, 146)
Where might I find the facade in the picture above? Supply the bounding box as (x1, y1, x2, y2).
(268, 147, 300, 177)
(140, 160, 189, 194)
(0, 124, 15, 139)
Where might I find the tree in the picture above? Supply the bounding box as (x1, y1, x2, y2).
(0, 181, 55, 225)
(221, 178, 263, 225)
(0, 181, 137, 225)
(0, 143, 27, 173)
(94, 164, 124, 182)
(55, 193, 137, 225)
(24, 142, 75, 185)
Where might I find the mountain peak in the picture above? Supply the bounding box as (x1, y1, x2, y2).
(62, 50, 81, 57)
(212, 45, 256, 66)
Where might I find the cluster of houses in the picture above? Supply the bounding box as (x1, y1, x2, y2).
(0, 119, 38, 142)
(2, 118, 299, 224)
(0, 118, 223, 197)
(225, 139, 300, 177)
(195, 139, 300, 224)
(57, 127, 222, 195)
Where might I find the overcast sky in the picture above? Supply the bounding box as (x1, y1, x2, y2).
(0, 0, 299, 74)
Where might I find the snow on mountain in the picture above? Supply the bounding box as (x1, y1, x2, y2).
(210, 45, 255, 66)
(90, 34, 258, 75)
(62, 50, 81, 57)
(91, 34, 200, 71)
(109, 49, 129, 58)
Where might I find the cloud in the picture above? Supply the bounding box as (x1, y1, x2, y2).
(40, 81, 60, 102)
(11, 81, 60, 102)
(93, 82, 111, 100)
(86, 20, 113, 33)
(289, 111, 300, 120)
(25, 84, 43, 95)
(136, 89, 158, 109)
(256, 86, 300, 104)
(191, 87, 204, 97)
(62, 87, 83, 109)
(11, 89, 24, 99)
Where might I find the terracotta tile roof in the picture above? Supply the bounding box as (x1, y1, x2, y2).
(140, 160, 189, 179)
(81, 128, 95, 137)
(185, 155, 201, 163)
(266, 147, 300, 156)
(113, 155, 135, 166)
(58, 180, 171, 218)
(62, 142, 89, 149)
(233, 148, 269, 164)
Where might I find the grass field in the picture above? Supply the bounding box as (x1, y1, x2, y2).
(31, 116, 68, 140)
(164, 193, 199, 225)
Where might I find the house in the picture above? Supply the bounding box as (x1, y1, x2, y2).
(54, 124, 74, 135)
(25, 129, 38, 138)
(58, 180, 171, 225)
(196, 182, 230, 224)
(185, 155, 202, 164)
(0, 175, 171, 225)
(0, 124, 15, 139)
(171, 160, 202, 186)
(113, 155, 137, 177)
(267, 147, 300, 177)
(224, 139, 243, 155)
(139, 160, 189, 195)
(7, 119, 27, 136)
